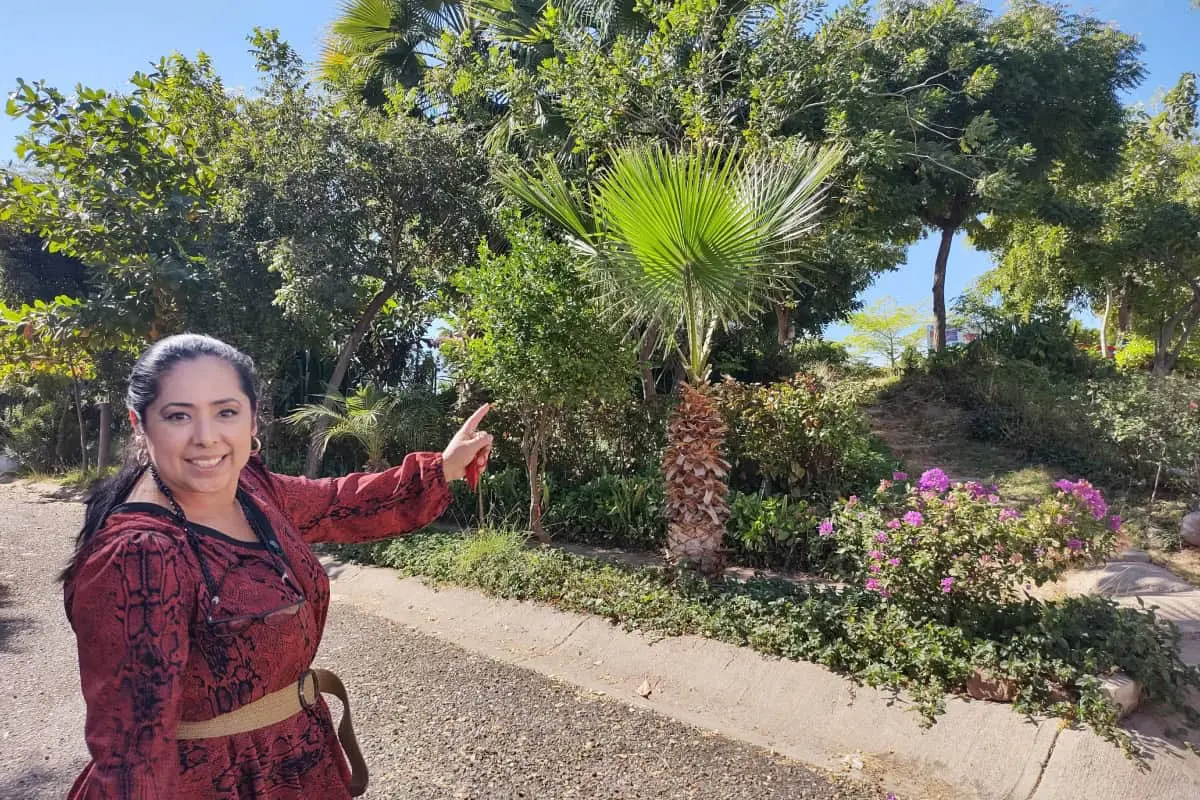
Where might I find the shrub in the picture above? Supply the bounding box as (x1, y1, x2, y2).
(725, 491, 834, 572)
(714, 369, 895, 505)
(546, 472, 666, 549)
(824, 469, 1120, 622)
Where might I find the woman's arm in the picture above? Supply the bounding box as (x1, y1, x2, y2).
(269, 452, 453, 545)
(65, 530, 191, 798)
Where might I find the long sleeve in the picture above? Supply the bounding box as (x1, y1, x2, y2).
(269, 451, 452, 545)
(65, 531, 191, 800)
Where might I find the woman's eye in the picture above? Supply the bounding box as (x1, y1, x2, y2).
(219, 408, 239, 417)
(166, 412, 190, 422)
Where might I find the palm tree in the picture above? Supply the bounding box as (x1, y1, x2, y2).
(319, 0, 470, 108)
(500, 141, 844, 572)
(285, 384, 399, 472)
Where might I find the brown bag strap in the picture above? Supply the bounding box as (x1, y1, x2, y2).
(312, 668, 369, 797)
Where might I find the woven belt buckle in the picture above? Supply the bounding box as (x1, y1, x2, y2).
(298, 669, 319, 710)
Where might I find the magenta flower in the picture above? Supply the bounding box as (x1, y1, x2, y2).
(998, 507, 1019, 523)
(866, 578, 881, 591)
(875, 531, 889, 543)
(818, 519, 834, 537)
(966, 481, 988, 500)
(987, 494, 1000, 504)
(892, 471, 908, 481)
(888, 557, 901, 567)
(1109, 514, 1122, 532)
(868, 549, 885, 561)
(903, 510, 924, 527)
(886, 519, 903, 530)
(1067, 538, 1083, 551)
(869, 563, 881, 573)
(880, 589, 892, 599)
(918, 468, 950, 493)
(939, 576, 955, 593)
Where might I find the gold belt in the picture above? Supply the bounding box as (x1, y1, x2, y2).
(176, 668, 368, 797)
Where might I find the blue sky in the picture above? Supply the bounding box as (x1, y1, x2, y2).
(1, 1, 1196, 342)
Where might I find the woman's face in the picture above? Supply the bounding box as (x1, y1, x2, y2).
(136, 356, 257, 500)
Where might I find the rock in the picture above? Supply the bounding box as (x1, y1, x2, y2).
(965, 669, 1019, 703)
(1182, 512, 1200, 549)
(636, 680, 652, 698)
(1099, 672, 1141, 717)
(0, 454, 19, 476)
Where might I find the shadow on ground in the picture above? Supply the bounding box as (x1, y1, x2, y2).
(0, 581, 33, 653)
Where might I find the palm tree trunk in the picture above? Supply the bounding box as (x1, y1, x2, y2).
(663, 384, 730, 574)
(305, 284, 396, 477)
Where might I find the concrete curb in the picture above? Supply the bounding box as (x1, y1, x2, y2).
(322, 557, 1200, 800)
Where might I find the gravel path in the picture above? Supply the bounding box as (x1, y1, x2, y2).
(0, 481, 876, 799)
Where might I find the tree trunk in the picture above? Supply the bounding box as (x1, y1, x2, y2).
(521, 413, 551, 544)
(1099, 290, 1111, 358)
(773, 300, 795, 347)
(71, 379, 87, 472)
(1153, 286, 1200, 377)
(637, 321, 660, 401)
(1118, 277, 1134, 336)
(931, 225, 954, 352)
(97, 401, 112, 471)
(663, 384, 730, 575)
(304, 284, 396, 477)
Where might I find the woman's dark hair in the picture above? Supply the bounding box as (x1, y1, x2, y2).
(62, 334, 260, 581)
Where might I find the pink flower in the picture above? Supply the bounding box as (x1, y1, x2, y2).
(886, 519, 903, 530)
(878, 479, 894, 492)
(902, 511, 924, 527)
(918, 468, 950, 493)
(893, 471, 908, 481)
(866, 578, 881, 591)
(987, 494, 1000, 504)
(939, 576, 955, 593)
(847, 495, 859, 507)
(888, 557, 901, 567)
(1109, 514, 1122, 532)
(818, 520, 834, 537)
(868, 549, 885, 561)
(1067, 538, 1083, 551)
(875, 531, 889, 543)
(869, 563, 882, 573)
(998, 507, 1019, 523)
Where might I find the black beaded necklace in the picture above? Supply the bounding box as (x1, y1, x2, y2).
(147, 464, 297, 605)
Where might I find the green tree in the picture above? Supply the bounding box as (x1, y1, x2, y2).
(815, 0, 1142, 351)
(500, 141, 843, 572)
(441, 216, 635, 540)
(223, 34, 492, 475)
(983, 73, 1200, 376)
(844, 297, 926, 370)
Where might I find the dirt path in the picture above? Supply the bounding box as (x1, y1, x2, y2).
(0, 481, 874, 799)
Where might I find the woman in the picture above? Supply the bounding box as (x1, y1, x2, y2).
(62, 334, 492, 799)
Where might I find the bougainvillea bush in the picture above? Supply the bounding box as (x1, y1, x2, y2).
(823, 469, 1121, 622)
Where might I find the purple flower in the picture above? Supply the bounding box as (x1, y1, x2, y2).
(987, 494, 1000, 504)
(869, 563, 882, 573)
(967, 481, 988, 500)
(940, 576, 955, 593)
(875, 531, 890, 543)
(902, 510, 924, 527)
(886, 519, 903, 530)
(880, 589, 892, 599)
(1055, 478, 1108, 520)
(892, 471, 908, 481)
(1054, 479, 1075, 493)
(1109, 514, 1122, 532)
(918, 468, 950, 493)
(866, 578, 881, 591)
(1067, 538, 1083, 551)
(868, 549, 885, 561)
(818, 519, 834, 537)
(888, 557, 901, 567)
(887, 793, 899, 800)
(998, 507, 1019, 523)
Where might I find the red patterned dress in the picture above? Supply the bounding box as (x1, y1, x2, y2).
(64, 453, 451, 799)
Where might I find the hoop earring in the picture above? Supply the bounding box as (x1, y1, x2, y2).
(135, 437, 150, 467)
(250, 435, 263, 455)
